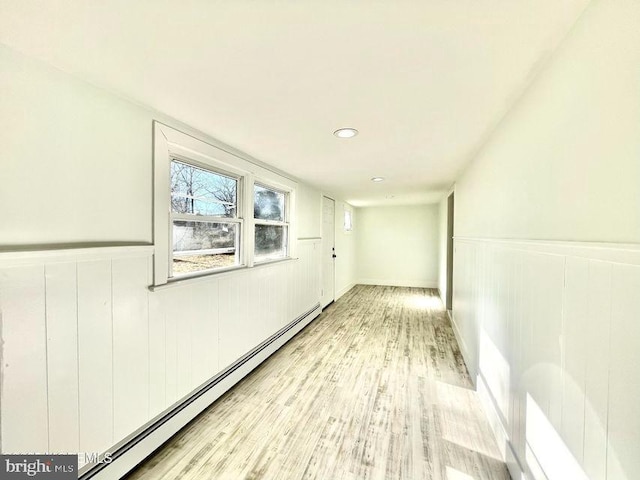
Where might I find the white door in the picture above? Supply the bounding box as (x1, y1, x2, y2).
(321, 196, 335, 309)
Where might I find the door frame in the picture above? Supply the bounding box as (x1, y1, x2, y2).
(446, 191, 455, 311)
(321, 195, 336, 309)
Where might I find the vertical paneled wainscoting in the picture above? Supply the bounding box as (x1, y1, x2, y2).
(451, 238, 640, 480)
(0, 239, 321, 478)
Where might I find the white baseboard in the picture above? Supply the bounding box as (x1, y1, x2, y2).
(448, 311, 477, 386)
(336, 282, 356, 300)
(82, 304, 322, 480)
(358, 278, 438, 288)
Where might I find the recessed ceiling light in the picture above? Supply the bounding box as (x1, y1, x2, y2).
(334, 127, 358, 138)
(371, 177, 385, 182)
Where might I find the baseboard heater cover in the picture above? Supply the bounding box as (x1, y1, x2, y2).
(79, 302, 322, 480)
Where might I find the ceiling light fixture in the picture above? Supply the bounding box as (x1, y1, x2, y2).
(371, 177, 385, 182)
(333, 127, 358, 138)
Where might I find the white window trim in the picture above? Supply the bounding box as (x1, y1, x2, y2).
(169, 158, 244, 276)
(343, 205, 354, 233)
(253, 181, 291, 264)
(153, 122, 297, 286)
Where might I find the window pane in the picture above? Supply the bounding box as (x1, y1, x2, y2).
(254, 184, 285, 221)
(254, 224, 287, 260)
(344, 210, 353, 231)
(172, 220, 239, 275)
(171, 160, 237, 217)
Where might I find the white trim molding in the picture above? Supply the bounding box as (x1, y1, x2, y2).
(153, 122, 298, 287)
(335, 282, 356, 300)
(358, 278, 438, 289)
(0, 245, 154, 267)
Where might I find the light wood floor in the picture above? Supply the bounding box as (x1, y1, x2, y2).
(127, 285, 510, 480)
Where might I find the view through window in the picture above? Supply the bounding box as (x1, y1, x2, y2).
(254, 184, 288, 261)
(170, 160, 241, 275)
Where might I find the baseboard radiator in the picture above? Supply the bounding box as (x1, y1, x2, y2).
(80, 303, 322, 480)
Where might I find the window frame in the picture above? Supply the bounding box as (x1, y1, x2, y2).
(253, 181, 291, 263)
(343, 207, 353, 233)
(153, 122, 297, 286)
(169, 155, 244, 277)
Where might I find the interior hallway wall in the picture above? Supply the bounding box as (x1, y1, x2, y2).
(0, 44, 151, 246)
(297, 183, 322, 239)
(0, 42, 329, 475)
(449, 1, 640, 480)
(0, 43, 327, 247)
(357, 204, 439, 288)
(334, 201, 357, 299)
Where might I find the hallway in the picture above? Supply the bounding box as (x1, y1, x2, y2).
(128, 285, 509, 480)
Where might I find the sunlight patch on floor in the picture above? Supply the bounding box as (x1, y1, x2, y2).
(437, 380, 504, 462)
(404, 293, 443, 310)
(446, 466, 476, 480)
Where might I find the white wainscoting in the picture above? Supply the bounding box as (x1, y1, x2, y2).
(451, 237, 640, 480)
(0, 239, 321, 474)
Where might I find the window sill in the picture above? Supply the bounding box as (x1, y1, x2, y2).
(253, 256, 291, 267)
(148, 257, 296, 291)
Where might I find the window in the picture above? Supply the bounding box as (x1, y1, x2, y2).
(254, 184, 289, 262)
(170, 160, 241, 276)
(153, 122, 297, 286)
(344, 208, 353, 232)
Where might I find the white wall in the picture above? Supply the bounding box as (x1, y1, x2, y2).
(0, 43, 328, 476)
(335, 200, 357, 298)
(0, 44, 152, 246)
(296, 183, 322, 239)
(0, 43, 323, 247)
(295, 183, 361, 303)
(454, 239, 640, 480)
(357, 204, 439, 288)
(0, 241, 321, 469)
(454, 2, 640, 244)
(450, 2, 640, 480)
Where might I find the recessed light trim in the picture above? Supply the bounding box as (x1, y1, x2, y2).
(371, 177, 385, 182)
(334, 127, 358, 138)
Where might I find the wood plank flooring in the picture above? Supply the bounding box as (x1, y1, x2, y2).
(127, 285, 510, 480)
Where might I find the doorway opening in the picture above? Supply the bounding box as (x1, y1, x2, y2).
(446, 192, 455, 311)
(321, 196, 336, 309)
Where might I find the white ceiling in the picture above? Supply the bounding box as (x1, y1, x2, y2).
(0, 1, 589, 206)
